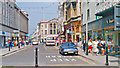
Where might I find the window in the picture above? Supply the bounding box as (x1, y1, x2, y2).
(45, 30, 47, 34)
(81, 14, 83, 24)
(50, 30, 52, 34)
(41, 25, 43, 28)
(45, 24, 47, 28)
(54, 23, 56, 29)
(41, 30, 43, 34)
(87, 9, 90, 20)
(54, 30, 56, 34)
(50, 24, 52, 28)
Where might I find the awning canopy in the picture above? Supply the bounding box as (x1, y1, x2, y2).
(95, 6, 114, 16)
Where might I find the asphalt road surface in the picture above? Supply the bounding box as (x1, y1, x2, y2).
(2, 44, 98, 66)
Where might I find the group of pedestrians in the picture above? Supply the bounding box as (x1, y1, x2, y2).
(82, 38, 107, 56)
(6, 39, 32, 48)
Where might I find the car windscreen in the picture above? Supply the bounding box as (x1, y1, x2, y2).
(62, 42, 75, 47)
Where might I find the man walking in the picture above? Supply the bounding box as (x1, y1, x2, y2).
(82, 38, 86, 52)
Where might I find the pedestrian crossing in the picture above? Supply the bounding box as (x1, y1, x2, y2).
(46, 55, 77, 62)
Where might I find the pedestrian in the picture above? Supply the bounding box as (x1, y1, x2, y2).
(29, 40, 32, 45)
(15, 39, 18, 46)
(21, 40, 23, 47)
(82, 38, 86, 52)
(88, 39, 92, 53)
(10, 40, 13, 49)
(101, 39, 106, 56)
(13, 40, 15, 47)
(92, 39, 99, 56)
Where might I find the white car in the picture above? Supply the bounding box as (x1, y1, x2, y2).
(32, 41, 38, 45)
(46, 40, 55, 46)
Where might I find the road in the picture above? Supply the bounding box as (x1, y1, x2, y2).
(2, 44, 96, 66)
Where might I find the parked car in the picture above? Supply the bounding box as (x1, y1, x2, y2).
(32, 41, 38, 45)
(59, 42, 78, 55)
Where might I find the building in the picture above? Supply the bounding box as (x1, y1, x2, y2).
(38, 18, 58, 42)
(81, 0, 120, 54)
(62, 0, 81, 44)
(0, 0, 29, 48)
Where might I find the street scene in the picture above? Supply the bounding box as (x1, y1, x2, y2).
(0, 0, 120, 68)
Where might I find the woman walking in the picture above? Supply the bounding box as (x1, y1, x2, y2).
(88, 39, 92, 53)
(92, 39, 99, 56)
(101, 39, 106, 56)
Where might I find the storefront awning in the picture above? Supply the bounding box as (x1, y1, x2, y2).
(95, 6, 114, 16)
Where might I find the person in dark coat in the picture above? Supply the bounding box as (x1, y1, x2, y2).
(82, 38, 86, 52)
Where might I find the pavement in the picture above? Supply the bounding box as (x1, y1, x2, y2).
(77, 46, 120, 66)
(1, 45, 32, 56)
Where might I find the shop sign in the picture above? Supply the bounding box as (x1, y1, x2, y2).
(106, 19, 114, 24)
(13, 30, 19, 33)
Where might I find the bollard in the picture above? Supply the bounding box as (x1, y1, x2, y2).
(9, 45, 10, 51)
(105, 47, 109, 65)
(35, 47, 38, 67)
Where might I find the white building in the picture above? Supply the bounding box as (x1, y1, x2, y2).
(0, 0, 29, 48)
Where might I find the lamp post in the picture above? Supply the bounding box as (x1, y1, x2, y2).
(86, 21, 88, 55)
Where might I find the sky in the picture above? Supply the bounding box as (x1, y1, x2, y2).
(16, 2, 58, 35)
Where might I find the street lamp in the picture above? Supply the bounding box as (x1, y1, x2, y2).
(86, 21, 88, 55)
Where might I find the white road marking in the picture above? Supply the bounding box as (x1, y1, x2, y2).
(52, 56, 56, 58)
(53, 59, 56, 61)
(57, 56, 62, 58)
(46, 56, 50, 58)
(71, 59, 76, 61)
(65, 59, 69, 61)
(58, 59, 63, 61)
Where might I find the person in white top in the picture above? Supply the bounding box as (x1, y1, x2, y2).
(92, 39, 99, 56)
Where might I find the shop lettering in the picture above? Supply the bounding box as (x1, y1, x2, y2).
(107, 19, 114, 23)
(107, 19, 114, 24)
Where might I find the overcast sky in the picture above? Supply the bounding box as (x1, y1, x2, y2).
(16, 2, 58, 35)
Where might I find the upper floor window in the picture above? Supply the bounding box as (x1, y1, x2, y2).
(87, 9, 90, 20)
(54, 23, 56, 29)
(81, 14, 83, 24)
(50, 30, 52, 34)
(45, 24, 47, 28)
(41, 25, 43, 28)
(54, 30, 56, 34)
(45, 30, 47, 34)
(50, 24, 52, 28)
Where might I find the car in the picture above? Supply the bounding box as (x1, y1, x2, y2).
(46, 40, 55, 46)
(59, 42, 78, 55)
(32, 41, 38, 45)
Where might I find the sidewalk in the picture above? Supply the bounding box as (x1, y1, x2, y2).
(77, 46, 119, 66)
(0, 45, 32, 56)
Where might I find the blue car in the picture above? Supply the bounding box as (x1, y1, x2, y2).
(59, 42, 78, 55)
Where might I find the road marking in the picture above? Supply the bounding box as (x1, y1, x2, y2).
(65, 59, 69, 61)
(74, 56, 95, 64)
(54, 46, 59, 49)
(71, 59, 76, 61)
(51, 56, 56, 58)
(3, 46, 32, 57)
(58, 59, 63, 61)
(57, 56, 62, 58)
(46, 56, 50, 58)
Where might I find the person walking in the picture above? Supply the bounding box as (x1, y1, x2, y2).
(21, 39, 23, 47)
(13, 40, 15, 47)
(10, 40, 13, 49)
(82, 38, 86, 52)
(88, 39, 92, 53)
(92, 39, 99, 56)
(101, 39, 106, 56)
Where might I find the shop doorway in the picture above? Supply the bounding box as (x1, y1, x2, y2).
(118, 33, 120, 46)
